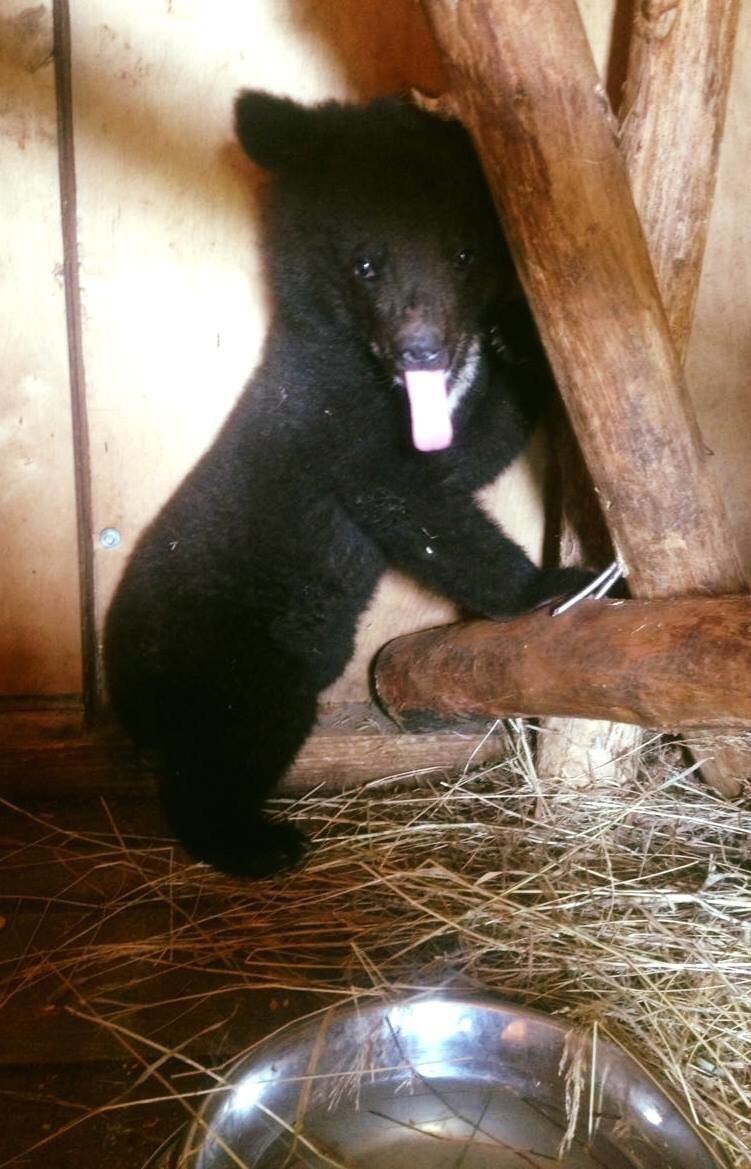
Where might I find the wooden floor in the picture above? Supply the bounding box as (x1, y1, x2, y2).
(0, 705, 504, 1168)
(0, 780, 322, 1168)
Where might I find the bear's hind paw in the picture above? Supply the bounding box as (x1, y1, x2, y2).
(187, 818, 310, 880)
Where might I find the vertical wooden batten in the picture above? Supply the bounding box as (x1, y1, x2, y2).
(52, 0, 98, 718)
(685, 3, 751, 572)
(620, 0, 747, 793)
(620, 0, 741, 361)
(0, 0, 81, 700)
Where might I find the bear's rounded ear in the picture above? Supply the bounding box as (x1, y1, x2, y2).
(234, 90, 320, 171)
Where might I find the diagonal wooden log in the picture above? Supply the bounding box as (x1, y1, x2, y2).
(419, 0, 744, 594)
(537, 0, 743, 789)
(388, 0, 749, 794)
(375, 595, 751, 732)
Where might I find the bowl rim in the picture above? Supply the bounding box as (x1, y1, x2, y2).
(174, 990, 725, 1169)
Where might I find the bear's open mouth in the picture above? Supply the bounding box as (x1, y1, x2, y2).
(392, 333, 481, 453)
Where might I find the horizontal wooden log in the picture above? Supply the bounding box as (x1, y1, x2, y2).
(375, 596, 751, 732)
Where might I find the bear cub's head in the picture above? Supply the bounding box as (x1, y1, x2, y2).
(235, 90, 518, 452)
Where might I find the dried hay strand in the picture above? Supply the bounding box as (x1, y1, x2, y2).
(1, 725, 750, 1166)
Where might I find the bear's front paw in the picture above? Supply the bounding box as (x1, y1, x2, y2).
(492, 564, 623, 621)
(530, 562, 625, 615)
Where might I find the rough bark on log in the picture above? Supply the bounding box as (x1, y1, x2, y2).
(375, 596, 751, 732)
(419, 0, 746, 794)
(619, 0, 744, 794)
(538, 0, 741, 788)
(421, 0, 745, 599)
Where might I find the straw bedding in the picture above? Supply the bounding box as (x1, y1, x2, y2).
(2, 724, 750, 1166)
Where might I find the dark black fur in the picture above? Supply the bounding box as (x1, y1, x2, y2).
(105, 93, 590, 877)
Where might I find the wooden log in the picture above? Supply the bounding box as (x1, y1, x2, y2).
(375, 596, 751, 732)
(622, 0, 745, 794)
(538, 0, 742, 788)
(418, 0, 747, 794)
(420, 0, 745, 600)
(0, 704, 504, 802)
(621, 0, 741, 360)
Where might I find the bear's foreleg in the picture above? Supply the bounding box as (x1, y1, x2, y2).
(341, 482, 592, 620)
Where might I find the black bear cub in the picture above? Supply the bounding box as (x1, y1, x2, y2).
(105, 91, 591, 877)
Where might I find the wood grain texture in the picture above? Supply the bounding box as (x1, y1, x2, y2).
(536, 402, 640, 786)
(685, 3, 751, 571)
(619, 0, 746, 794)
(620, 0, 741, 359)
(53, 0, 98, 715)
(535, 3, 638, 788)
(0, 1, 81, 697)
(421, 0, 745, 600)
(376, 596, 751, 732)
(538, 0, 742, 787)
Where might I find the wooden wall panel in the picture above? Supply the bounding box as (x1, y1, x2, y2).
(0, 0, 81, 698)
(9, 0, 739, 714)
(577, 0, 618, 75)
(75, 0, 547, 706)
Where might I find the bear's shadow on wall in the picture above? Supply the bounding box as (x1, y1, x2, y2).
(286, 0, 446, 101)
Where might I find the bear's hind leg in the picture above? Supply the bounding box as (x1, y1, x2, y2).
(157, 665, 318, 878)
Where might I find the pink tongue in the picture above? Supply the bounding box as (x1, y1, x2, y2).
(404, 369, 453, 452)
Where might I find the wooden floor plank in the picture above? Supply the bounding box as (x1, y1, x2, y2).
(0, 707, 502, 1163)
(0, 1060, 183, 1168)
(0, 800, 329, 1066)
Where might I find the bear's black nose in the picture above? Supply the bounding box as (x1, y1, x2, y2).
(398, 333, 446, 369)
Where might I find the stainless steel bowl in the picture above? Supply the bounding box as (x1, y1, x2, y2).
(177, 995, 721, 1168)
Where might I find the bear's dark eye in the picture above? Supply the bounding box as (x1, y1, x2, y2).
(454, 248, 475, 269)
(353, 257, 377, 281)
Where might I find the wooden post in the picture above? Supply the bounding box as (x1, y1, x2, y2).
(416, 0, 746, 793)
(536, 414, 640, 787)
(537, 0, 742, 788)
(375, 596, 751, 732)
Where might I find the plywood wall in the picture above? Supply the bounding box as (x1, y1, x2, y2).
(2, 0, 750, 708)
(71, 0, 525, 708)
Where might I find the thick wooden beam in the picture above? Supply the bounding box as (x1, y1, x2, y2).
(421, 0, 745, 599)
(375, 596, 751, 732)
(416, 0, 747, 794)
(538, 0, 742, 788)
